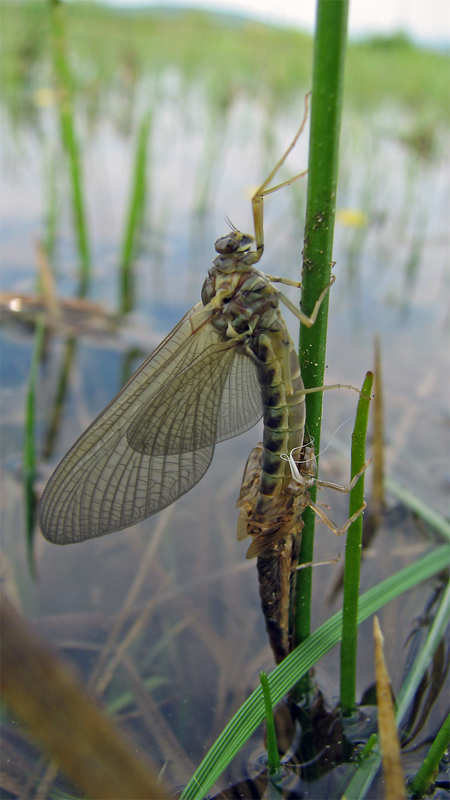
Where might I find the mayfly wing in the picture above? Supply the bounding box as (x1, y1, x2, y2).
(39, 304, 264, 545)
(127, 340, 264, 455)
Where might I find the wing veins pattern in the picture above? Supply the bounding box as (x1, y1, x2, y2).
(39, 307, 265, 544)
(126, 339, 239, 455)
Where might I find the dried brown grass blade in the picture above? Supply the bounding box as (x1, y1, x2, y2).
(1, 597, 169, 800)
(374, 615, 406, 800)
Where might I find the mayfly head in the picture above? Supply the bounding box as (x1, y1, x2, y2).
(214, 229, 253, 255)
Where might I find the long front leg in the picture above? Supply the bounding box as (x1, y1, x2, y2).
(251, 94, 310, 261)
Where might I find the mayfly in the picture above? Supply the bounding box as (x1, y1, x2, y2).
(39, 101, 332, 546)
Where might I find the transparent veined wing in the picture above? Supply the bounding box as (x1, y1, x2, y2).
(39, 303, 264, 544)
(127, 341, 264, 454)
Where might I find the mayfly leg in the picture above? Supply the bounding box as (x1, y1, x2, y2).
(314, 460, 371, 495)
(284, 446, 370, 492)
(251, 93, 310, 262)
(248, 92, 336, 330)
(275, 276, 335, 329)
(282, 446, 371, 537)
(309, 499, 367, 538)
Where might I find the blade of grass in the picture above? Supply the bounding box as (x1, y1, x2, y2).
(408, 711, 450, 797)
(395, 576, 450, 722)
(51, 0, 91, 295)
(341, 575, 450, 799)
(41, 336, 77, 460)
(371, 336, 385, 518)
(119, 111, 151, 314)
(385, 478, 450, 542)
(23, 315, 45, 575)
(43, 152, 58, 267)
(36, 239, 62, 320)
(259, 671, 281, 777)
(181, 544, 449, 800)
(296, 0, 350, 648)
(340, 371, 374, 713)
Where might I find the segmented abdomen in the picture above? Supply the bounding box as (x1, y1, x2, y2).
(253, 327, 305, 515)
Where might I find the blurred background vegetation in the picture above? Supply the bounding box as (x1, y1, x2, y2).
(1, 3, 449, 796)
(2, 2, 449, 125)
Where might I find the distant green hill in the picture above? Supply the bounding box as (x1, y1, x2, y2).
(1, 1, 448, 124)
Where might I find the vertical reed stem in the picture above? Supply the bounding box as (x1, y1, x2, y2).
(340, 371, 373, 712)
(23, 316, 45, 574)
(51, 0, 91, 293)
(294, 0, 349, 649)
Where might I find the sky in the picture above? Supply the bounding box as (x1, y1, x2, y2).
(103, 0, 450, 47)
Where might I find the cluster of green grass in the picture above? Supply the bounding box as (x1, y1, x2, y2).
(346, 34, 449, 117)
(1, 0, 449, 129)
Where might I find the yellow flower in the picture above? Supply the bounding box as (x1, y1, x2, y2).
(34, 88, 55, 107)
(336, 208, 367, 228)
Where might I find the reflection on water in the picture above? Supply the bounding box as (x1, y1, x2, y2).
(1, 7, 449, 796)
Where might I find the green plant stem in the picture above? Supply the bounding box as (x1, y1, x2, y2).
(295, 0, 349, 649)
(119, 112, 151, 314)
(340, 371, 373, 713)
(259, 671, 281, 776)
(43, 153, 58, 267)
(42, 336, 77, 460)
(51, 0, 91, 294)
(408, 712, 450, 797)
(23, 315, 45, 574)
